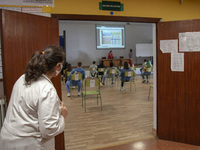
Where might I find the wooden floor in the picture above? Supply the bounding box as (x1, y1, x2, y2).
(62, 75, 155, 150)
(96, 138, 200, 150)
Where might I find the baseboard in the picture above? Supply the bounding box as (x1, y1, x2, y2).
(152, 128, 157, 136)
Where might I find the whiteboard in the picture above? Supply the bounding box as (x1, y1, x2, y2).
(136, 43, 153, 57)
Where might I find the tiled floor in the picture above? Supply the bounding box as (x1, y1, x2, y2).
(96, 138, 200, 150)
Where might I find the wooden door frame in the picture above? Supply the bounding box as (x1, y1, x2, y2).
(52, 14, 161, 135)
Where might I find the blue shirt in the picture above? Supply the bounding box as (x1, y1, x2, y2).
(120, 68, 133, 81)
(68, 68, 85, 85)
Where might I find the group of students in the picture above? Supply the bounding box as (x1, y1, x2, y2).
(63, 59, 135, 97)
(89, 60, 135, 90)
(63, 58, 152, 97)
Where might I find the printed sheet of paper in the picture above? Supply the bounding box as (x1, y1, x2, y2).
(75, 74, 79, 80)
(179, 32, 200, 52)
(171, 53, 184, 72)
(128, 72, 131, 77)
(90, 80, 95, 87)
(160, 40, 178, 53)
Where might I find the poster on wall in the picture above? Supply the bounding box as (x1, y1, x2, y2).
(160, 39, 178, 53)
(0, 0, 54, 7)
(179, 32, 200, 52)
(171, 53, 184, 72)
(23, 0, 54, 6)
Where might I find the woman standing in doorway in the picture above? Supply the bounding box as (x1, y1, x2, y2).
(0, 46, 68, 150)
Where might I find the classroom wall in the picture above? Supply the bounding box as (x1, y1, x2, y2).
(51, 0, 200, 21)
(59, 21, 152, 66)
(1, 1, 200, 21)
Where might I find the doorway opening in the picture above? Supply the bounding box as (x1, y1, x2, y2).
(53, 14, 160, 149)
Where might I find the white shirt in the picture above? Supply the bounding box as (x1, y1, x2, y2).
(89, 64, 97, 73)
(0, 74, 65, 150)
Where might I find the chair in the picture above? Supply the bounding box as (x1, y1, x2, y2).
(0, 97, 7, 129)
(89, 66, 97, 77)
(145, 67, 152, 83)
(105, 69, 119, 86)
(64, 70, 71, 82)
(97, 68, 105, 81)
(121, 71, 136, 93)
(82, 78, 102, 112)
(69, 73, 83, 98)
(148, 85, 153, 100)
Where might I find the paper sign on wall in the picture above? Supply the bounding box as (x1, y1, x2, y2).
(171, 53, 184, 72)
(160, 40, 178, 53)
(179, 32, 200, 52)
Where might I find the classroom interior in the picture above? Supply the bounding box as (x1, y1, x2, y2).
(58, 19, 156, 150)
(1, 0, 200, 150)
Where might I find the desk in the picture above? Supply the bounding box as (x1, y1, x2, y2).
(100, 59, 130, 67)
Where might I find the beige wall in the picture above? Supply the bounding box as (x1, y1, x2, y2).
(51, 0, 200, 21)
(1, 0, 200, 21)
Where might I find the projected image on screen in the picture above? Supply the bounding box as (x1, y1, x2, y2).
(96, 26, 125, 49)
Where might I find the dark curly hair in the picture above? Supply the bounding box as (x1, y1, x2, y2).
(24, 46, 65, 85)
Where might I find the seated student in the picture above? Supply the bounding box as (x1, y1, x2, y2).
(64, 63, 72, 83)
(128, 59, 135, 70)
(141, 60, 152, 83)
(120, 62, 133, 90)
(117, 60, 124, 72)
(89, 61, 98, 77)
(140, 59, 147, 73)
(102, 62, 120, 85)
(97, 60, 106, 82)
(61, 61, 68, 81)
(66, 62, 85, 97)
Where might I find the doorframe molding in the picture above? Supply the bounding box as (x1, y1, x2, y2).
(51, 13, 161, 137)
(51, 14, 161, 23)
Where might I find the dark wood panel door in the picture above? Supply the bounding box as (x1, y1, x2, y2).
(157, 20, 200, 146)
(0, 9, 65, 150)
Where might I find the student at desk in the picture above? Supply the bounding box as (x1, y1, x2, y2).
(66, 62, 85, 97)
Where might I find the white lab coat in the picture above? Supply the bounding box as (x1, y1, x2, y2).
(0, 74, 65, 150)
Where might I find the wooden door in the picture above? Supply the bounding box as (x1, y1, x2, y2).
(157, 20, 200, 146)
(0, 9, 65, 150)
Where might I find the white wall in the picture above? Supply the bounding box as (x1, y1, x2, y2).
(59, 21, 153, 67)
